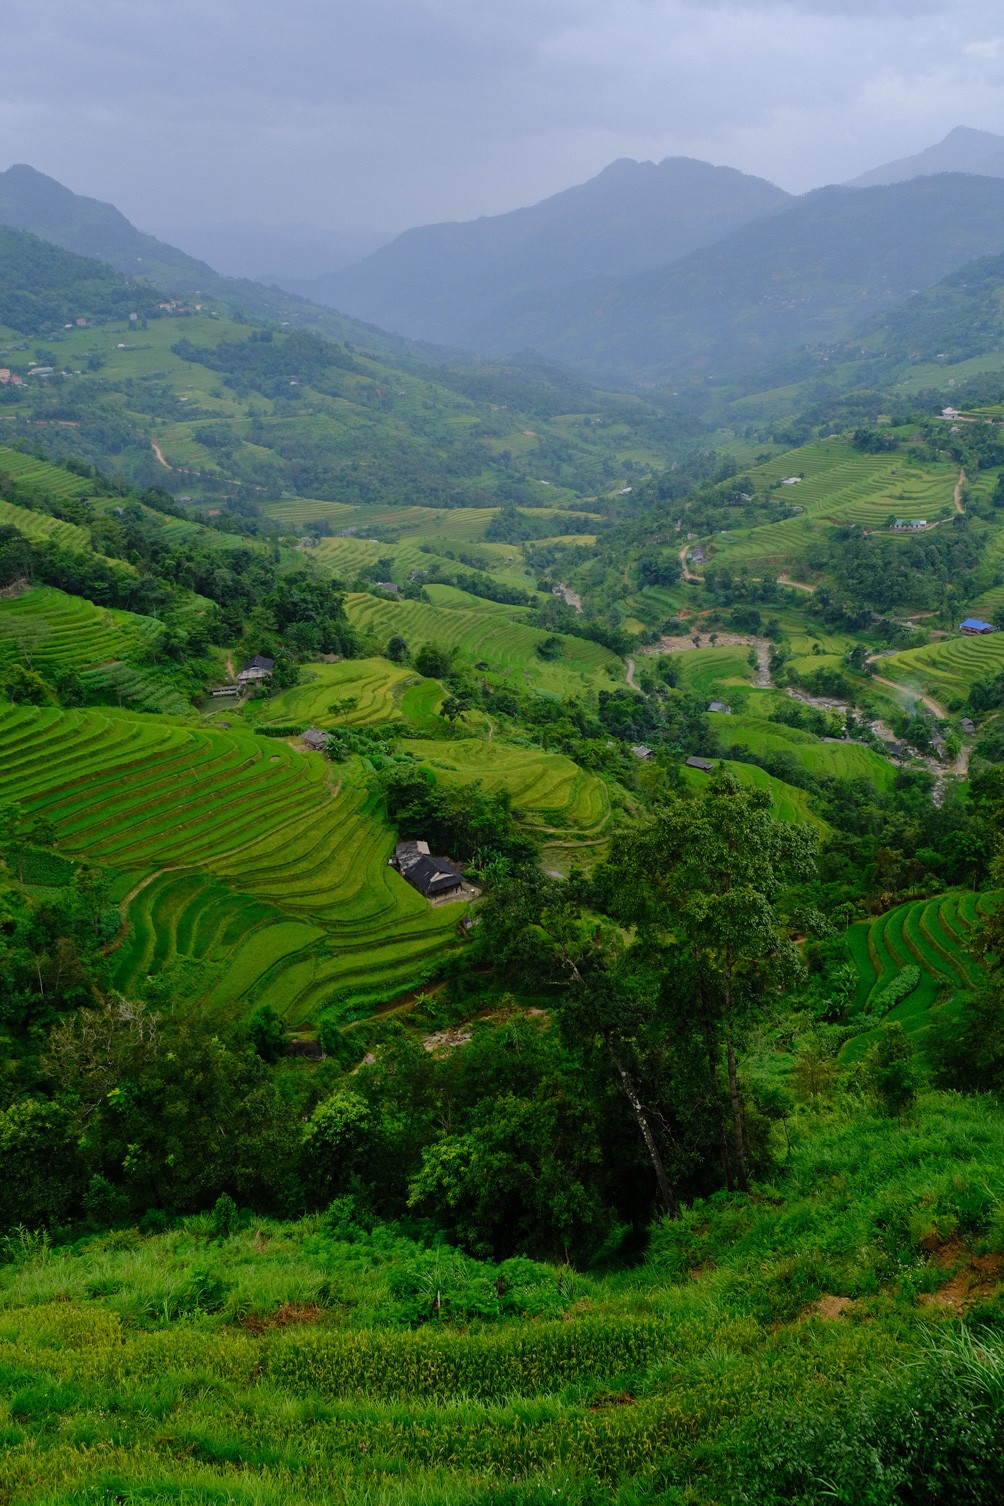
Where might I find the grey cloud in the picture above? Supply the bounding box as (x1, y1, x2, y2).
(0, 0, 1002, 229)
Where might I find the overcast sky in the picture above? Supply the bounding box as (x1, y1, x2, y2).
(2, 0, 1004, 235)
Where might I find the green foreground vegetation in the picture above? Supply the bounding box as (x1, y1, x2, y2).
(6, 221, 1004, 1501)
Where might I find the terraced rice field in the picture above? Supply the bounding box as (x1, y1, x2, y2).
(0, 496, 97, 554)
(0, 585, 193, 714)
(844, 890, 998, 1055)
(345, 593, 620, 694)
(675, 646, 756, 698)
(258, 658, 429, 729)
(711, 714, 896, 791)
(708, 515, 820, 574)
(0, 444, 90, 500)
(708, 447, 957, 572)
(403, 736, 611, 836)
(265, 500, 598, 542)
(878, 632, 1004, 706)
(0, 703, 464, 1019)
(310, 536, 457, 583)
(0, 585, 161, 670)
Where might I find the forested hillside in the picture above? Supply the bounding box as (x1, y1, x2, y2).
(5, 170, 1004, 1504)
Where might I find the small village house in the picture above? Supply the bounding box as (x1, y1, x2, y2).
(686, 756, 716, 773)
(301, 728, 330, 752)
(961, 618, 997, 635)
(237, 654, 275, 685)
(391, 840, 465, 900)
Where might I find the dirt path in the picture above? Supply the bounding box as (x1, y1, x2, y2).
(150, 440, 173, 470)
(955, 468, 966, 515)
(552, 582, 582, 612)
(625, 657, 639, 690)
(870, 673, 948, 722)
(678, 544, 700, 583)
(778, 573, 816, 594)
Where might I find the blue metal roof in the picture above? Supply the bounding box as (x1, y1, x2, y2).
(961, 617, 995, 631)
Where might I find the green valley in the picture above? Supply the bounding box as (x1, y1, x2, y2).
(5, 170, 1004, 1506)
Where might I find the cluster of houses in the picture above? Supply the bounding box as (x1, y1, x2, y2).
(0, 369, 23, 387)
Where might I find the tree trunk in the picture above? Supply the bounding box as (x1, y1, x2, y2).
(726, 1034, 748, 1193)
(611, 1052, 679, 1218)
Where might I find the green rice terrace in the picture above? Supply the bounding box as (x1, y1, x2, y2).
(254, 658, 436, 730)
(844, 890, 998, 1056)
(878, 631, 1004, 710)
(344, 593, 621, 695)
(400, 736, 612, 840)
(0, 701, 468, 1019)
(708, 712, 898, 790)
(0, 585, 196, 715)
(0, 442, 90, 501)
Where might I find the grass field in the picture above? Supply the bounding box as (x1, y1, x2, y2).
(0, 702, 464, 1020)
(4, 1091, 999, 1502)
(681, 758, 829, 831)
(878, 631, 1004, 707)
(344, 593, 621, 695)
(710, 713, 897, 791)
(844, 890, 998, 1057)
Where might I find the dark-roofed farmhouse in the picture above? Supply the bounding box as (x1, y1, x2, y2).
(391, 840, 464, 900)
(238, 655, 275, 685)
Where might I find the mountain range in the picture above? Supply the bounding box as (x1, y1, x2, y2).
(5, 129, 1004, 394)
(289, 157, 792, 349)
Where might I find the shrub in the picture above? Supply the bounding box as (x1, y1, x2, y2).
(870, 965, 921, 1015)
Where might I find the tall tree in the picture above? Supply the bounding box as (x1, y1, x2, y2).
(597, 771, 816, 1190)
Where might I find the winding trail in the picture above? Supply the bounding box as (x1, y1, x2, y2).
(869, 673, 948, 722)
(150, 440, 173, 470)
(778, 574, 816, 594)
(678, 544, 700, 582)
(954, 468, 966, 515)
(625, 657, 639, 690)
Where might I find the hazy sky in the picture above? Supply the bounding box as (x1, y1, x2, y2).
(2, 0, 1004, 234)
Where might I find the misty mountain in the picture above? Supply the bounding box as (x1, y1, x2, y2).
(146, 221, 392, 286)
(0, 164, 445, 365)
(848, 126, 1004, 188)
(518, 174, 1004, 389)
(296, 156, 792, 349)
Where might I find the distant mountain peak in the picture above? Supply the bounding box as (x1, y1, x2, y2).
(849, 127, 1004, 188)
(301, 154, 790, 348)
